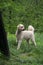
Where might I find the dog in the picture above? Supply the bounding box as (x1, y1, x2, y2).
(16, 24, 36, 50)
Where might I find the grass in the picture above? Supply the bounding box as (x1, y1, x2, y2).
(0, 33, 43, 65)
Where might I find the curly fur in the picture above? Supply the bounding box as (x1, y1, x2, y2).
(16, 24, 36, 50)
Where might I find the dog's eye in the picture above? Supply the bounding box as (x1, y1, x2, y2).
(21, 26, 23, 28)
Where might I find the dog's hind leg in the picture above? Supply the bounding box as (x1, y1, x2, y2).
(31, 34, 36, 47)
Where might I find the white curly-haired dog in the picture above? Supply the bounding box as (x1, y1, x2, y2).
(16, 24, 36, 50)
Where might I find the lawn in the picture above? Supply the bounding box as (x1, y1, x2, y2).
(0, 33, 43, 65)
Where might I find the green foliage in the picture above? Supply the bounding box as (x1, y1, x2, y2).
(0, 0, 43, 33)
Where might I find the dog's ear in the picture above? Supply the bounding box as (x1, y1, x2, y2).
(17, 25, 19, 28)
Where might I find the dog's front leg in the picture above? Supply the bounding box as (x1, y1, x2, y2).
(17, 40, 22, 50)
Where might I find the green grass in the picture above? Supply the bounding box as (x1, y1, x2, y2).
(0, 33, 43, 65)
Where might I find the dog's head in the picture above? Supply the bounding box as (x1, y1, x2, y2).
(17, 24, 25, 31)
(28, 25, 34, 32)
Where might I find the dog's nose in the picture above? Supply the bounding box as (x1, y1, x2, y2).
(23, 29, 25, 31)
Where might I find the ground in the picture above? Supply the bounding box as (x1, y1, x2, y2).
(0, 33, 43, 65)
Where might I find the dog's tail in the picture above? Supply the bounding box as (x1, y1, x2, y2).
(28, 25, 34, 32)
